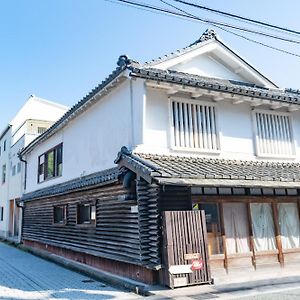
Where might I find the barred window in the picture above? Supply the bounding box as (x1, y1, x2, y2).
(254, 111, 295, 157)
(171, 100, 220, 151)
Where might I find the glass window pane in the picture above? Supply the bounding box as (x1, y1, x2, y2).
(223, 203, 250, 254)
(54, 206, 65, 224)
(278, 203, 300, 249)
(46, 151, 54, 178)
(198, 203, 223, 255)
(91, 205, 96, 221)
(250, 203, 276, 251)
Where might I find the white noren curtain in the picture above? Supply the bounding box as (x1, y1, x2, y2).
(278, 203, 300, 249)
(223, 203, 250, 254)
(250, 203, 276, 251)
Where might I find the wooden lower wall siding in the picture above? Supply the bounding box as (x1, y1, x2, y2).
(22, 183, 147, 271)
(23, 239, 157, 284)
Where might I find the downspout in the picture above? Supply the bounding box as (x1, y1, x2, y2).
(17, 152, 27, 191)
(17, 151, 27, 244)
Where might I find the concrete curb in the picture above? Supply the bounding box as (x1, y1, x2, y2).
(12, 242, 153, 296)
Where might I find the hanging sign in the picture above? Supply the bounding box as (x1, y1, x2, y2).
(191, 258, 204, 271)
(184, 253, 201, 260)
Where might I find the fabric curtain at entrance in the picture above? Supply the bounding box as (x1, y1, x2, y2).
(223, 203, 250, 254)
(250, 203, 276, 251)
(278, 203, 300, 249)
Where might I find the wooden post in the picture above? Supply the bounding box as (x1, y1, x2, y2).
(297, 199, 300, 223)
(219, 202, 228, 273)
(272, 202, 284, 267)
(246, 202, 256, 269)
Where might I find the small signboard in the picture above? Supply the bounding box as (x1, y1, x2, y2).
(173, 277, 188, 287)
(191, 259, 204, 271)
(184, 253, 201, 260)
(169, 264, 192, 274)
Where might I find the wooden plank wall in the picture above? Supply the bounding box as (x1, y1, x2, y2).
(22, 182, 143, 266)
(136, 179, 161, 269)
(159, 185, 192, 211)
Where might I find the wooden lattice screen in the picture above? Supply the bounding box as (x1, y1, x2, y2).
(161, 210, 211, 288)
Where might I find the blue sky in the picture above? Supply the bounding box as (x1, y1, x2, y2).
(1, 0, 300, 129)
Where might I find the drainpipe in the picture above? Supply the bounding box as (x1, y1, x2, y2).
(17, 152, 27, 191)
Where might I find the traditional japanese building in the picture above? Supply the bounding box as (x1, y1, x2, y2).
(19, 29, 300, 287)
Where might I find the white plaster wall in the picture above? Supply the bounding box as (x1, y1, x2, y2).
(25, 80, 144, 193)
(172, 55, 245, 82)
(137, 87, 300, 162)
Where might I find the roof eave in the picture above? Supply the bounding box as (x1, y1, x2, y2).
(155, 177, 300, 189)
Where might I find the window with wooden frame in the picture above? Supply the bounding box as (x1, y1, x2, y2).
(170, 99, 220, 152)
(253, 110, 295, 158)
(38, 143, 63, 183)
(77, 203, 96, 225)
(53, 205, 67, 225)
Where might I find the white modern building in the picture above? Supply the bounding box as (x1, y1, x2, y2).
(0, 95, 69, 240)
(19, 29, 300, 287)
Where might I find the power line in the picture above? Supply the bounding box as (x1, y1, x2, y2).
(109, 0, 300, 45)
(172, 0, 300, 37)
(160, 0, 300, 58)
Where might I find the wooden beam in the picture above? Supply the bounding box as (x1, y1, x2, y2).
(232, 99, 244, 105)
(167, 89, 178, 95)
(251, 100, 263, 107)
(219, 202, 229, 273)
(270, 101, 283, 110)
(272, 202, 284, 267)
(288, 105, 299, 112)
(213, 94, 225, 102)
(191, 92, 203, 98)
(246, 202, 256, 270)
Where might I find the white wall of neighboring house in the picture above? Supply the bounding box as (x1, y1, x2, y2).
(0, 129, 12, 237)
(0, 95, 69, 239)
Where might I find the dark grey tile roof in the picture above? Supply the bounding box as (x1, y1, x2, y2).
(19, 30, 300, 156)
(21, 167, 120, 202)
(129, 67, 300, 105)
(115, 147, 300, 186)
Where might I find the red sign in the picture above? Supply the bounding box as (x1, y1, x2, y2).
(191, 259, 204, 271)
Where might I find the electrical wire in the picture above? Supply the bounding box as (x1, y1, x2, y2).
(109, 0, 300, 45)
(172, 0, 300, 37)
(160, 0, 300, 58)
(107, 0, 300, 58)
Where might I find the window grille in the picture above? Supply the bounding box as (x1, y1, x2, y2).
(171, 100, 220, 151)
(254, 111, 295, 157)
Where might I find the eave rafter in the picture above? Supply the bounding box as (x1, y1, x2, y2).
(145, 80, 300, 112)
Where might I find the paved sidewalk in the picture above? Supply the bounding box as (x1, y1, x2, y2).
(0, 241, 140, 300)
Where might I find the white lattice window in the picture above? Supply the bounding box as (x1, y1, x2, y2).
(170, 99, 220, 151)
(253, 110, 295, 157)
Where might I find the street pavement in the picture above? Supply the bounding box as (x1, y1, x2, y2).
(147, 276, 300, 300)
(0, 241, 140, 300)
(1, 241, 300, 300)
